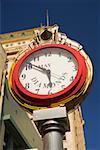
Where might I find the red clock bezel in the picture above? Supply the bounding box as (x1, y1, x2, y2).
(11, 44, 87, 106)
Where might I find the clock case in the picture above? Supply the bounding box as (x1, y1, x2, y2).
(8, 25, 93, 111)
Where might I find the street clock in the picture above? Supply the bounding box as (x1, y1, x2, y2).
(8, 25, 93, 110)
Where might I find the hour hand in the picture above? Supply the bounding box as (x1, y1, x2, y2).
(46, 69, 52, 88)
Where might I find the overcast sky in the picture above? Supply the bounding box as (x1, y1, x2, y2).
(1, 0, 100, 149)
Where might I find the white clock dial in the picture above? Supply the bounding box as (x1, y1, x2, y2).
(19, 47, 78, 95)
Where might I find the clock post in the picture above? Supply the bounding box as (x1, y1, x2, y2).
(33, 107, 70, 150)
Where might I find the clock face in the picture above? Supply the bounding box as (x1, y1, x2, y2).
(19, 47, 78, 95)
(11, 44, 87, 107)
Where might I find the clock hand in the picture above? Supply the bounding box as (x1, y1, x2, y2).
(33, 66, 60, 79)
(50, 73, 61, 79)
(46, 69, 52, 88)
(27, 63, 52, 87)
(26, 62, 47, 72)
(26, 62, 61, 79)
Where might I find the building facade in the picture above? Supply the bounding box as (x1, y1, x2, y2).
(0, 25, 86, 150)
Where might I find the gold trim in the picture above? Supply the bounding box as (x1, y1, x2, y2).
(8, 47, 93, 110)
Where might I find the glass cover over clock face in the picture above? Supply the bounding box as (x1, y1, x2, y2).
(19, 47, 78, 95)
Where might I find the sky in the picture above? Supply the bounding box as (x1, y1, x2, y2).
(0, 0, 100, 149)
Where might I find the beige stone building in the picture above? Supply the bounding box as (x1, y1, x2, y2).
(0, 25, 86, 150)
(63, 107, 85, 150)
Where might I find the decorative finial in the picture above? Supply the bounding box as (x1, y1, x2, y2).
(46, 9, 49, 26)
(40, 22, 43, 27)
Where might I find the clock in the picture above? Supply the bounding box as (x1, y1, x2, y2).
(9, 44, 87, 109)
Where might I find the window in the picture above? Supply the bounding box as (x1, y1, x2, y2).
(3, 122, 29, 150)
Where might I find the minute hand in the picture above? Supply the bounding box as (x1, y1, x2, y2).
(27, 62, 47, 72)
(27, 62, 61, 79)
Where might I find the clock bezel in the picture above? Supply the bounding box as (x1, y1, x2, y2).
(11, 44, 87, 105)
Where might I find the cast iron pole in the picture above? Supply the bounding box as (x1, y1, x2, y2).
(33, 107, 70, 150)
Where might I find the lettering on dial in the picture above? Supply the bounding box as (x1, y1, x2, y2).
(31, 77, 39, 85)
